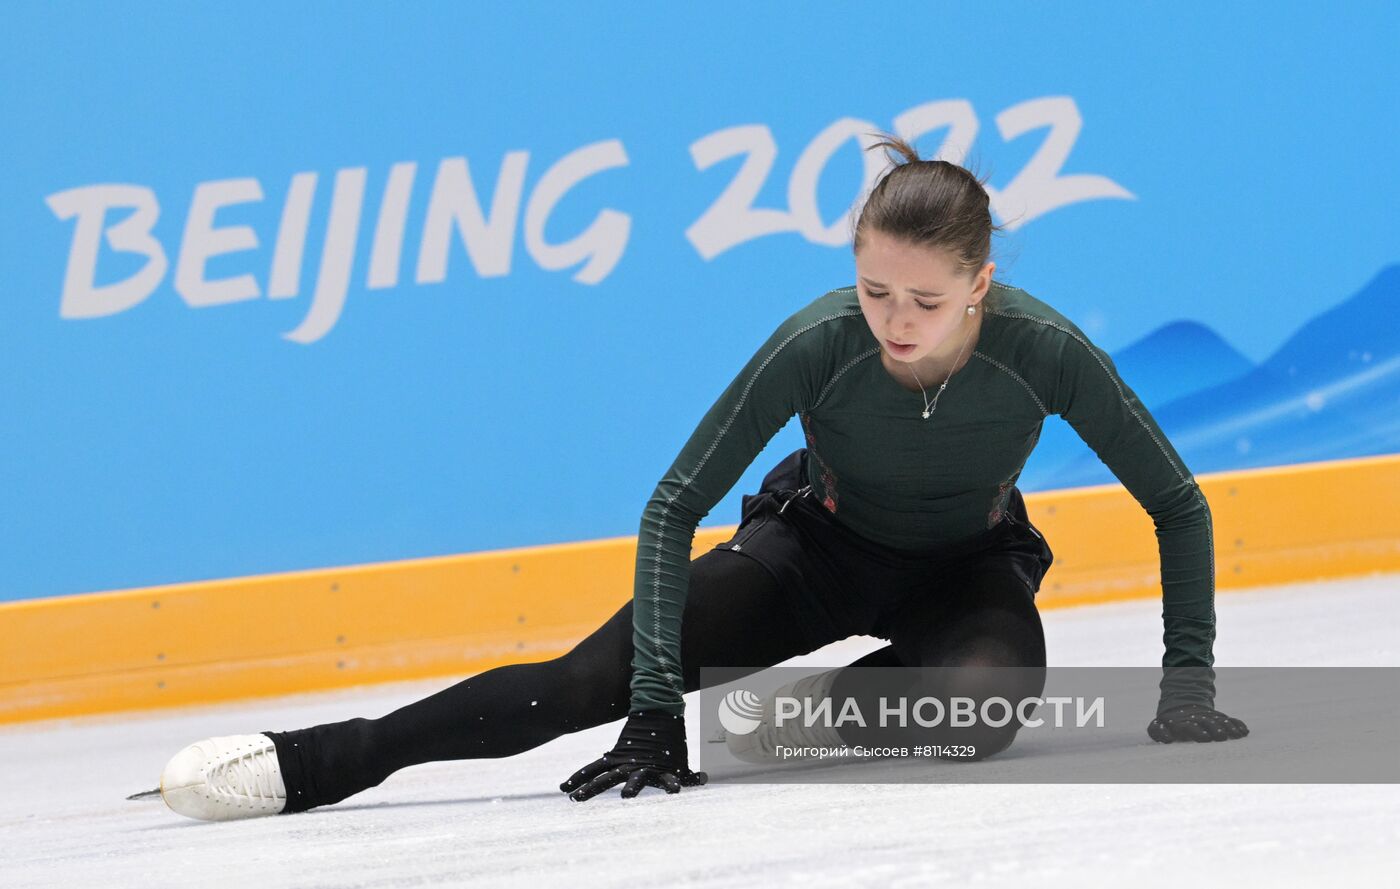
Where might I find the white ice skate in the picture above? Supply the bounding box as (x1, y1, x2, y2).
(160, 733, 287, 821)
(724, 667, 850, 764)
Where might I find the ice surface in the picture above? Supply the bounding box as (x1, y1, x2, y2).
(2, 575, 1397, 888)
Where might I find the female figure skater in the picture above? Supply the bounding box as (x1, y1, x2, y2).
(158, 135, 1247, 821)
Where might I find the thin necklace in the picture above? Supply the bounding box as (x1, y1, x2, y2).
(907, 308, 978, 420)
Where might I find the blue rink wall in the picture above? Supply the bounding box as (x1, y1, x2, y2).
(2, 2, 1397, 602)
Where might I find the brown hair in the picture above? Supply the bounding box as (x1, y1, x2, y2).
(851, 133, 1003, 285)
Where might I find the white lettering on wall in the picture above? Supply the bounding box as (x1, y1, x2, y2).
(685, 124, 795, 261)
(524, 139, 630, 284)
(43, 97, 1127, 342)
(367, 161, 418, 290)
(416, 153, 529, 284)
(45, 143, 628, 342)
(268, 172, 318, 300)
(285, 167, 367, 344)
(687, 95, 1133, 258)
(787, 117, 886, 246)
(44, 184, 168, 319)
(175, 177, 263, 307)
(989, 96, 1134, 231)
(893, 99, 980, 166)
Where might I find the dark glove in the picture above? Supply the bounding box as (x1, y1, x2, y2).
(1147, 703, 1249, 743)
(560, 709, 708, 801)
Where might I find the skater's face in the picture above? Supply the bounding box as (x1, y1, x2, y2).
(854, 229, 993, 367)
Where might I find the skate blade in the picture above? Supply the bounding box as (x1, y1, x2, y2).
(127, 787, 162, 801)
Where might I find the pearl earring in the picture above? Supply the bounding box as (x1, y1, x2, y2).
(966, 305, 976, 315)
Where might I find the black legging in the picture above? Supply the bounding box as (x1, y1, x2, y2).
(265, 546, 1045, 813)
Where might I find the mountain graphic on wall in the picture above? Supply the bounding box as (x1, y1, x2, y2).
(1106, 320, 1255, 408)
(1020, 263, 1400, 490)
(1019, 319, 1257, 486)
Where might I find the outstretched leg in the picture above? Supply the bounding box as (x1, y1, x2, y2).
(265, 548, 813, 812)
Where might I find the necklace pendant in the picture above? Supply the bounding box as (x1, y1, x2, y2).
(921, 410, 930, 419)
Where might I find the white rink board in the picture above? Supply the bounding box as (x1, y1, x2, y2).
(3, 574, 1398, 889)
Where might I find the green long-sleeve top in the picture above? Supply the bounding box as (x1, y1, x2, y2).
(630, 282, 1216, 716)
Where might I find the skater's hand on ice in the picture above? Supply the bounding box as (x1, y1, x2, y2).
(1147, 703, 1249, 743)
(560, 709, 708, 802)
(561, 759, 708, 802)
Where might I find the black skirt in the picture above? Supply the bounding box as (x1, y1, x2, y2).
(714, 448, 1055, 652)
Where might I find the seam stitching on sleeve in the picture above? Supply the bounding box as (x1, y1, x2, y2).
(814, 343, 878, 409)
(983, 307, 1193, 486)
(971, 351, 1049, 417)
(645, 306, 859, 700)
(986, 304, 1217, 641)
(1194, 487, 1218, 621)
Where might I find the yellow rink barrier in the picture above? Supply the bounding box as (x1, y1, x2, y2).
(2, 454, 1398, 725)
